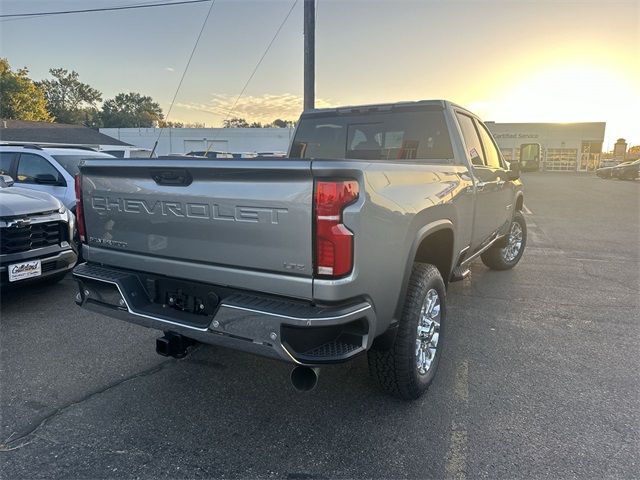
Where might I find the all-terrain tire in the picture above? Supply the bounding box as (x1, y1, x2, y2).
(368, 263, 446, 400)
(481, 210, 527, 271)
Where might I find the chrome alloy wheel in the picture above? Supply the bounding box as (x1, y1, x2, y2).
(501, 220, 523, 262)
(416, 288, 441, 376)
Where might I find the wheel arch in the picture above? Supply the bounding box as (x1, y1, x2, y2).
(515, 192, 524, 211)
(373, 220, 455, 351)
(395, 219, 455, 319)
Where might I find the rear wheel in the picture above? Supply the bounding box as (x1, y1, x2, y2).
(481, 211, 527, 270)
(368, 263, 446, 400)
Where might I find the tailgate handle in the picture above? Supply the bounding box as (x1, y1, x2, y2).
(151, 169, 192, 186)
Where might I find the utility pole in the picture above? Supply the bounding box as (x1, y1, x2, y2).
(303, 0, 315, 111)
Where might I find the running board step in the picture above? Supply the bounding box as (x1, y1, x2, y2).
(450, 266, 470, 282)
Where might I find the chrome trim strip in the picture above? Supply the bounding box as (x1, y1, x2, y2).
(0, 249, 76, 272)
(221, 303, 372, 322)
(460, 232, 506, 266)
(73, 271, 210, 332)
(0, 211, 66, 228)
(74, 270, 372, 330)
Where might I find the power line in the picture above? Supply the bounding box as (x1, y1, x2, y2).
(151, 0, 217, 156)
(0, 0, 211, 19)
(219, 0, 299, 127)
(200, 0, 298, 155)
(0, 0, 161, 23)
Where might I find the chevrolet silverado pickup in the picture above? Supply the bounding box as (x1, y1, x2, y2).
(72, 100, 526, 400)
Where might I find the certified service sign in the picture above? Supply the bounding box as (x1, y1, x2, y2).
(9, 260, 42, 282)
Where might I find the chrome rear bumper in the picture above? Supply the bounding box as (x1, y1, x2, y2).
(73, 263, 376, 365)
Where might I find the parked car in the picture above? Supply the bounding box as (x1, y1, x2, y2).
(612, 159, 640, 180)
(596, 165, 615, 179)
(257, 151, 287, 157)
(185, 151, 234, 159)
(0, 175, 76, 286)
(230, 152, 258, 159)
(72, 100, 526, 400)
(0, 145, 114, 211)
(99, 147, 156, 158)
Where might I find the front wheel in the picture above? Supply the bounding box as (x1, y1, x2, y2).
(368, 263, 446, 400)
(481, 210, 527, 270)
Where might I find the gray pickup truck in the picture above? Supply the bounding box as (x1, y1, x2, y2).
(72, 100, 526, 399)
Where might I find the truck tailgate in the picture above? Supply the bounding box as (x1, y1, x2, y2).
(80, 159, 313, 278)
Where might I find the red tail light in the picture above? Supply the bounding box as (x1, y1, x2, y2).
(74, 174, 86, 243)
(314, 180, 359, 277)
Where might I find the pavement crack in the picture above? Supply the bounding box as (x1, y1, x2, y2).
(579, 262, 638, 293)
(0, 358, 177, 451)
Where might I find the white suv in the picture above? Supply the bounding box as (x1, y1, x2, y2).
(0, 145, 113, 211)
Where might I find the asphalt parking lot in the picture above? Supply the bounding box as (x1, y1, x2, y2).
(1, 172, 638, 479)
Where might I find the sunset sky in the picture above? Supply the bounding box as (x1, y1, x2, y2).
(1, 0, 638, 148)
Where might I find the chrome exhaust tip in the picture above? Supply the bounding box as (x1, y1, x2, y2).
(290, 366, 320, 392)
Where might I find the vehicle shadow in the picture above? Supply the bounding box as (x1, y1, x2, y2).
(2, 328, 460, 479)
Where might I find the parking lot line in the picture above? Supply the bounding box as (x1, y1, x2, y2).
(445, 360, 469, 480)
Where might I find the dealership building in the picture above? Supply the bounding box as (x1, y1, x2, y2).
(485, 122, 606, 172)
(102, 121, 606, 172)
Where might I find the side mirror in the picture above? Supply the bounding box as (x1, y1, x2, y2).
(34, 173, 61, 185)
(0, 174, 14, 188)
(506, 162, 520, 181)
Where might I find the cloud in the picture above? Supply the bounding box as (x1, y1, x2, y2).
(164, 67, 175, 72)
(175, 93, 337, 123)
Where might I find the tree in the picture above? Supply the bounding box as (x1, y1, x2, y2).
(223, 117, 250, 128)
(158, 120, 184, 128)
(101, 92, 163, 127)
(158, 121, 206, 128)
(269, 118, 296, 128)
(37, 68, 102, 126)
(0, 58, 51, 121)
(183, 121, 205, 128)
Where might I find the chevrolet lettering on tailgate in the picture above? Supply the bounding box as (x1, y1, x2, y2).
(91, 196, 288, 224)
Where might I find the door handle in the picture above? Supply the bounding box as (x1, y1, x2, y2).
(150, 169, 193, 186)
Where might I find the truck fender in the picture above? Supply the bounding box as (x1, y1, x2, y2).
(514, 192, 524, 211)
(391, 219, 454, 331)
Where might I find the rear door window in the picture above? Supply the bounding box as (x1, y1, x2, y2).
(16, 153, 64, 184)
(291, 108, 453, 162)
(455, 113, 485, 167)
(52, 153, 114, 176)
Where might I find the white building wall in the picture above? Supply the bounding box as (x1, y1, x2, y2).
(99, 127, 295, 156)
